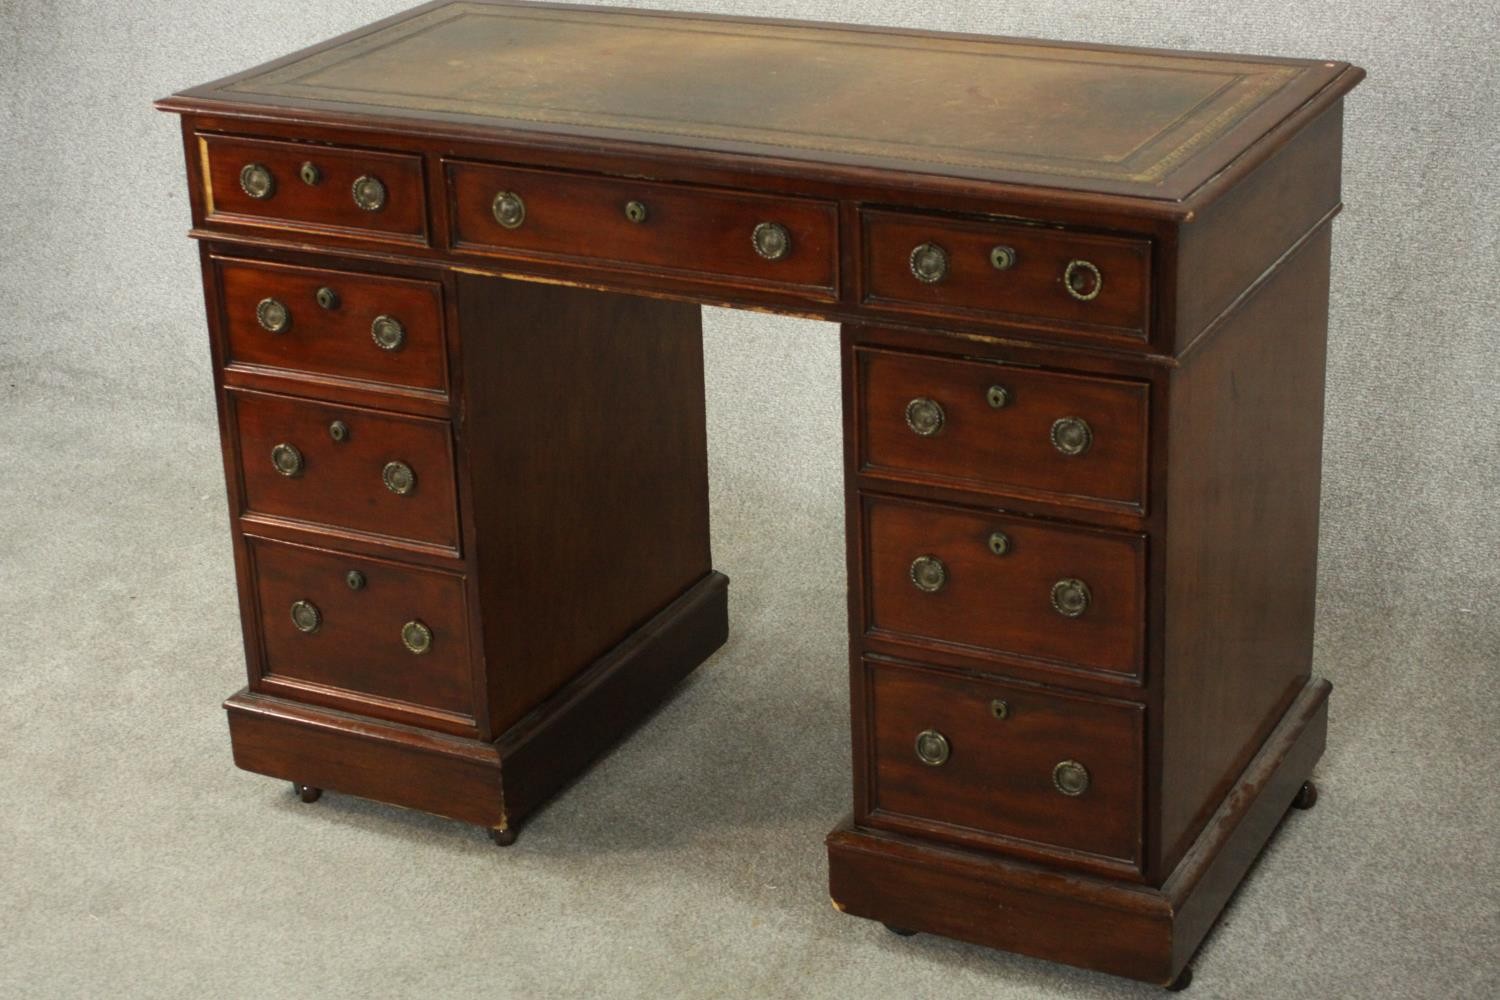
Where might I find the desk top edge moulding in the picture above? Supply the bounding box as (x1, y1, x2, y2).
(158, 0, 1361, 989)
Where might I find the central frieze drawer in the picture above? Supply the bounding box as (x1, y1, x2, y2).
(858, 346, 1149, 512)
(248, 535, 473, 721)
(216, 257, 447, 395)
(445, 160, 838, 298)
(864, 656, 1143, 870)
(863, 495, 1146, 677)
(228, 388, 461, 553)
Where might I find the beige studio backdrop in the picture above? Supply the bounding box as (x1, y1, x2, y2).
(1, 1, 1496, 998)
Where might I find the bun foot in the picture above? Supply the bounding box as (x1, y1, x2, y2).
(1166, 966, 1193, 991)
(1291, 780, 1319, 810)
(883, 924, 918, 937)
(489, 826, 518, 846)
(291, 783, 322, 803)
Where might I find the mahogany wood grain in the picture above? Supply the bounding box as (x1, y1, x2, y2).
(246, 534, 474, 729)
(216, 255, 448, 396)
(228, 387, 461, 553)
(860, 208, 1151, 345)
(857, 346, 1150, 514)
(862, 656, 1144, 873)
(1155, 225, 1332, 875)
(200, 133, 428, 245)
(452, 272, 714, 733)
(446, 160, 839, 299)
(863, 495, 1146, 677)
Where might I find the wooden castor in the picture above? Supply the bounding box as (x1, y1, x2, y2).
(1291, 780, 1319, 810)
(290, 782, 322, 803)
(1166, 967, 1193, 991)
(489, 826, 518, 847)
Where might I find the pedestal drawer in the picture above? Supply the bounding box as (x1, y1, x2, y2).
(861, 208, 1151, 343)
(216, 257, 447, 396)
(228, 388, 461, 553)
(857, 346, 1149, 513)
(247, 535, 473, 726)
(445, 160, 838, 297)
(864, 656, 1143, 871)
(199, 133, 427, 245)
(863, 495, 1145, 678)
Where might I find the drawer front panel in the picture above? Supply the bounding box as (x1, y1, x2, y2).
(866, 657, 1143, 867)
(862, 209, 1150, 341)
(200, 134, 426, 244)
(248, 536, 473, 719)
(446, 161, 838, 297)
(217, 258, 447, 394)
(858, 347, 1149, 511)
(864, 495, 1145, 676)
(229, 389, 460, 552)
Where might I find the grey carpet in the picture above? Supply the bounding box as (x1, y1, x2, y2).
(2, 2, 1497, 998)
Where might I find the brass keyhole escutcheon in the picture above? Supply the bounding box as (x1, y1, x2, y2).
(239, 163, 274, 199)
(990, 699, 1010, 721)
(402, 620, 433, 655)
(371, 315, 406, 351)
(910, 555, 947, 593)
(256, 298, 290, 333)
(904, 397, 945, 437)
(1051, 578, 1092, 618)
(492, 190, 526, 229)
(909, 242, 949, 284)
(624, 200, 648, 224)
(989, 245, 1017, 271)
(1063, 259, 1103, 301)
(345, 570, 366, 591)
(299, 161, 322, 186)
(315, 286, 339, 310)
(382, 460, 416, 496)
(270, 443, 303, 477)
(351, 175, 387, 212)
(752, 221, 791, 261)
(289, 599, 322, 634)
(987, 531, 1010, 556)
(915, 729, 950, 767)
(1050, 417, 1092, 456)
(986, 385, 1011, 409)
(328, 420, 349, 443)
(1053, 760, 1091, 796)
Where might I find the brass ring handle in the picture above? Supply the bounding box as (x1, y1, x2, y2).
(239, 163, 275, 199)
(289, 600, 322, 634)
(904, 397, 945, 436)
(624, 200, 648, 224)
(315, 286, 339, 310)
(1050, 417, 1092, 456)
(401, 620, 433, 655)
(1051, 578, 1092, 618)
(382, 460, 416, 496)
(752, 222, 791, 261)
(915, 729, 951, 767)
(371, 315, 406, 351)
(351, 175, 387, 212)
(989, 245, 1017, 271)
(1053, 760, 1091, 796)
(270, 443, 303, 477)
(299, 161, 322, 186)
(910, 555, 947, 593)
(1063, 259, 1103, 301)
(492, 190, 526, 229)
(255, 298, 290, 333)
(909, 242, 949, 284)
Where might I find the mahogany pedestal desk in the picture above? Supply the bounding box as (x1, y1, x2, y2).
(158, 1, 1362, 988)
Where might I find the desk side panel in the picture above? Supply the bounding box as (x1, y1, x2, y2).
(1157, 225, 1331, 875)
